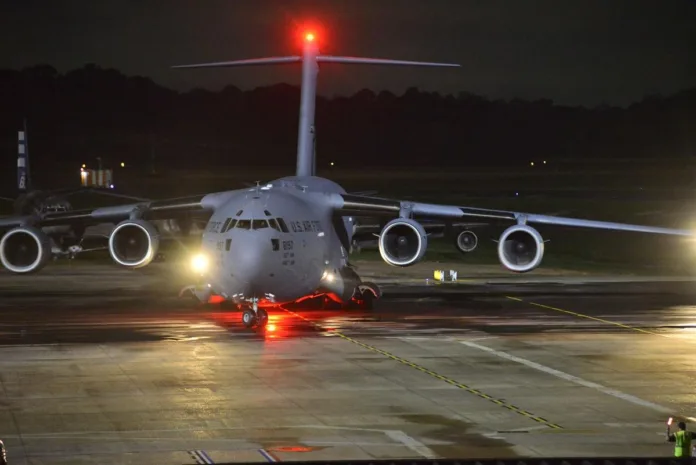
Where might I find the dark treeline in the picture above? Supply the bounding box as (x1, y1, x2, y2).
(1, 64, 695, 175)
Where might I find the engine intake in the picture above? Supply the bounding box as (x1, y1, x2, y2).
(497, 224, 544, 273)
(378, 218, 428, 267)
(0, 226, 52, 274)
(455, 230, 478, 253)
(108, 219, 160, 268)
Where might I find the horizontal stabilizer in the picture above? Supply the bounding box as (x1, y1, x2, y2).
(172, 56, 301, 69)
(317, 56, 460, 67)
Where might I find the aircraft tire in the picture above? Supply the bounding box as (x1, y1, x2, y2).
(257, 309, 269, 327)
(242, 309, 256, 328)
(359, 290, 374, 311)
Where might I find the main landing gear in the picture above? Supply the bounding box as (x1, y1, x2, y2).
(319, 281, 381, 311)
(241, 299, 269, 329)
(351, 281, 380, 311)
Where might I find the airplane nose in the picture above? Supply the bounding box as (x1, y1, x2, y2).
(228, 236, 268, 291)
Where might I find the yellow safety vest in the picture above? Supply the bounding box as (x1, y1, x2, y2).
(675, 430, 692, 457)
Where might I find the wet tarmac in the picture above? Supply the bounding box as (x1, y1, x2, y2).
(1, 262, 696, 464)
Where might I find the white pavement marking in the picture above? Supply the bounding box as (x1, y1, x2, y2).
(189, 450, 214, 464)
(258, 449, 278, 462)
(385, 430, 438, 459)
(459, 340, 696, 422)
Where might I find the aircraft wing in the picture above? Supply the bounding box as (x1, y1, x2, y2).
(0, 193, 218, 231)
(333, 193, 694, 237)
(352, 220, 489, 239)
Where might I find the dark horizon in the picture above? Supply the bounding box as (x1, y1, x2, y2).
(6, 62, 696, 110)
(1, 62, 694, 192)
(1, 0, 694, 107)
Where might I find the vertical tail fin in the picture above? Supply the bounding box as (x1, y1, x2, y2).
(173, 32, 460, 177)
(17, 118, 30, 192)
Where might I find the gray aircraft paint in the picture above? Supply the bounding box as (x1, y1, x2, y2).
(171, 35, 460, 308)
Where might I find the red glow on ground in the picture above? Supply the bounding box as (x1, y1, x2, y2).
(207, 295, 225, 304)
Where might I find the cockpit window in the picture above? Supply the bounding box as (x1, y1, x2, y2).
(221, 218, 232, 233)
(252, 220, 269, 230)
(236, 210, 243, 216)
(236, 219, 251, 230)
(225, 219, 238, 232)
(276, 218, 289, 233)
(264, 210, 272, 217)
(268, 218, 280, 231)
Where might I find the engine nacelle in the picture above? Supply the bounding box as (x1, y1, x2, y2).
(455, 230, 478, 253)
(497, 224, 544, 273)
(378, 218, 428, 267)
(0, 226, 52, 274)
(108, 219, 160, 268)
(318, 266, 362, 303)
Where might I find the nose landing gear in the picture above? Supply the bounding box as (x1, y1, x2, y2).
(241, 298, 269, 329)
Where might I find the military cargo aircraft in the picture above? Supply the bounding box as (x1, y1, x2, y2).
(0, 32, 692, 329)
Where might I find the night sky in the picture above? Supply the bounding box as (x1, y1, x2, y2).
(0, 0, 694, 107)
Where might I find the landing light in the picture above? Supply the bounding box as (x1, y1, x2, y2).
(191, 253, 209, 274)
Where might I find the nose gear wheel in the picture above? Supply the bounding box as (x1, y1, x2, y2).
(240, 299, 269, 329)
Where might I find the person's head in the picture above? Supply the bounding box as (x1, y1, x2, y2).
(679, 421, 687, 430)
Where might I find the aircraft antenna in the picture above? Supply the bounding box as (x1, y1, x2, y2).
(173, 31, 460, 177)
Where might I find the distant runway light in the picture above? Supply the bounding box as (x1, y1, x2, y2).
(530, 162, 535, 167)
(330, 162, 335, 166)
(120, 162, 125, 167)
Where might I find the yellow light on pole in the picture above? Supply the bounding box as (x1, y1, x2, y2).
(530, 162, 535, 167)
(120, 162, 125, 168)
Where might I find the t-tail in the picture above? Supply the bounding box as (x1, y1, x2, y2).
(17, 118, 30, 192)
(172, 32, 460, 177)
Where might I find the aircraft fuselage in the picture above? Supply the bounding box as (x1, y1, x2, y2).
(197, 175, 358, 307)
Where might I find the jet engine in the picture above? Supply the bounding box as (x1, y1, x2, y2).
(497, 224, 544, 273)
(0, 226, 52, 273)
(378, 218, 428, 267)
(455, 230, 478, 253)
(108, 219, 160, 268)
